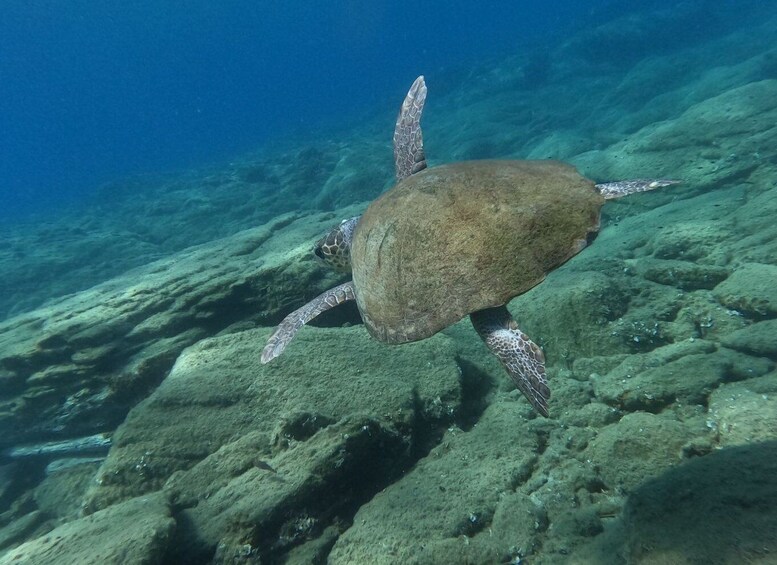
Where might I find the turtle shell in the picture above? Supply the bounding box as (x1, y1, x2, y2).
(350, 160, 604, 344)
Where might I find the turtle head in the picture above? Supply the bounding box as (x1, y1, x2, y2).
(313, 216, 359, 272)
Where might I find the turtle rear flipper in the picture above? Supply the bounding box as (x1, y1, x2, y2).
(595, 179, 680, 200)
(471, 306, 550, 417)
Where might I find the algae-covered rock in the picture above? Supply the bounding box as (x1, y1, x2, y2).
(708, 373, 777, 446)
(583, 412, 708, 492)
(575, 80, 777, 191)
(623, 442, 777, 564)
(0, 211, 358, 450)
(0, 511, 47, 556)
(637, 258, 729, 291)
(0, 493, 174, 565)
(595, 351, 728, 412)
(662, 292, 749, 343)
(327, 395, 711, 564)
(81, 325, 463, 562)
(730, 181, 777, 266)
(329, 402, 545, 565)
(721, 319, 777, 358)
(591, 342, 772, 412)
(33, 459, 103, 521)
(713, 262, 777, 317)
(510, 270, 629, 363)
(643, 221, 730, 264)
(183, 416, 408, 563)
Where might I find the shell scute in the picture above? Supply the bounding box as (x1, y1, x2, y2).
(351, 160, 603, 343)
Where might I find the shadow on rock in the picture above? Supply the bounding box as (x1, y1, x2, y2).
(621, 441, 777, 564)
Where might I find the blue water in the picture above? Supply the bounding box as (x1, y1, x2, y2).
(0, 0, 608, 220)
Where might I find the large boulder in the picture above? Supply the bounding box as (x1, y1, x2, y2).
(0, 493, 174, 565)
(81, 325, 464, 562)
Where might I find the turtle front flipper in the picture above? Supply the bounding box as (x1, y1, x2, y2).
(261, 281, 357, 364)
(393, 75, 428, 181)
(470, 306, 550, 417)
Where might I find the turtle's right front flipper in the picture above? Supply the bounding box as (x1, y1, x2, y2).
(261, 281, 357, 364)
(470, 306, 550, 417)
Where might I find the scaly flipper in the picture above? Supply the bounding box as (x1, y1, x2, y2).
(313, 76, 429, 271)
(261, 281, 356, 364)
(595, 179, 680, 200)
(266, 77, 430, 363)
(393, 76, 428, 181)
(470, 306, 550, 417)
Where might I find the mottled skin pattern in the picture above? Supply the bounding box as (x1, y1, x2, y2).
(261, 75, 679, 417)
(596, 179, 678, 200)
(313, 217, 358, 271)
(471, 307, 550, 416)
(393, 75, 428, 179)
(262, 281, 356, 364)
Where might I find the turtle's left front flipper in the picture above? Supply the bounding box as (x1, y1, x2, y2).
(393, 76, 428, 181)
(470, 306, 550, 417)
(261, 281, 356, 364)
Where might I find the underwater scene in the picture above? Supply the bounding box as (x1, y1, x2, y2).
(1, 1, 776, 563)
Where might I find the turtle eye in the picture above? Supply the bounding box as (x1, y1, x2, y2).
(314, 246, 326, 260)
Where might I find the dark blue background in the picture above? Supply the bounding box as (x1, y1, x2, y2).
(0, 1, 606, 219)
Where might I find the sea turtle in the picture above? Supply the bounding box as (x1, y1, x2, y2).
(261, 76, 677, 417)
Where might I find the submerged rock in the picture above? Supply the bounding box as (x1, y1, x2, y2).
(584, 412, 706, 493)
(81, 325, 464, 562)
(721, 319, 777, 358)
(0, 210, 359, 450)
(0, 493, 174, 565)
(713, 262, 777, 318)
(708, 375, 777, 447)
(34, 459, 103, 521)
(0, 5, 774, 562)
(590, 341, 773, 413)
(623, 442, 777, 564)
(329, 401, 546, 565)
